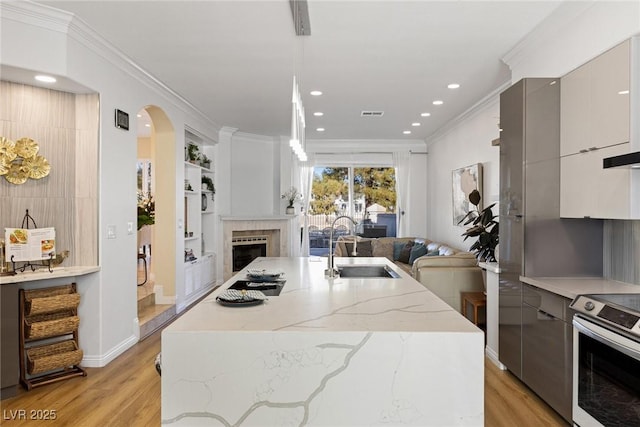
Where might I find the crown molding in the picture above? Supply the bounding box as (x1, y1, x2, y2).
(425, 81, 506, 146)
(2, 1, 220, 134)
(502, 1, 595, 73)
(1, 0, 73, 33)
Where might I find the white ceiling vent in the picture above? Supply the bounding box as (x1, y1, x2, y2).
(361, 111, 384, 117)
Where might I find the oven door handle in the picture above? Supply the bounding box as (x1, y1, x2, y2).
(574, 317, 640, 361)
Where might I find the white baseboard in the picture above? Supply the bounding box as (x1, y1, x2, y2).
(485, 346, 507, 370)
(81, 334, 138, 368)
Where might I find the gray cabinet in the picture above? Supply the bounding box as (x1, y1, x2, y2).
(1, 284, 19, 399)
(498, 78, 603, 421)
(522, 284, 574, 422)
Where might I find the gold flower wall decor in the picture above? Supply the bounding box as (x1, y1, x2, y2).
(0, 137, 51, 184)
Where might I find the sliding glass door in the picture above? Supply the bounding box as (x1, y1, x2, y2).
(308, 166, 396, 256)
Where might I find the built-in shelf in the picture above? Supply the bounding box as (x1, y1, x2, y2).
(183, 128, 217, 307)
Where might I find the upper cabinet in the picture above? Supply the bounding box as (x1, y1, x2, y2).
(561, 39, 630, 156)
(560, 38, 640, 219)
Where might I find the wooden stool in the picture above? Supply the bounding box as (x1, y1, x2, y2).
(461, 291, 486, 326)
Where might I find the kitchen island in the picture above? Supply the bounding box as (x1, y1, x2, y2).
(161, 257, 484, 426)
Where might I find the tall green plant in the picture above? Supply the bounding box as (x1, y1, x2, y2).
(458, 189, 499, 262)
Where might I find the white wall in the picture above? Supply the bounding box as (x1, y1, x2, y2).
(1, 2, 219, 366)
(426, 98, 500, 250)
(230, 132, 278, 216)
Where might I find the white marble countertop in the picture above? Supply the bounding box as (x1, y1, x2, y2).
(165, 256, 479, 334)
(479, 261, 501, 274)
(520, 276, 640, 300)
(0, 266, 99, 285)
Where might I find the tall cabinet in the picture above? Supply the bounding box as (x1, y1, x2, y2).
(182, 129, 217, 311)
(499, 78, 603, 422)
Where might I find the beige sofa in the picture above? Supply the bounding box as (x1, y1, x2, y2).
(334, 236, 484, 313)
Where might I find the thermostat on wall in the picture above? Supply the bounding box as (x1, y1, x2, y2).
(115, 109, 129, 130)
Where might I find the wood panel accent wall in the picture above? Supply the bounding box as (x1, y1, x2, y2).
(0, 81, 98, 267)
(603, 219, 640, 285)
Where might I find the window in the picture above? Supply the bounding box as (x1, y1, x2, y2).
(308, 166, 396, 256)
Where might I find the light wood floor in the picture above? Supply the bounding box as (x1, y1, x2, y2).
(1, 330, 569, 426)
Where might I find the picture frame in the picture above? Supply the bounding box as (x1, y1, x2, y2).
(452, 163, 483, 225)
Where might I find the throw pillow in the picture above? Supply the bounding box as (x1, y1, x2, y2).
(345, 240, 373, 257)
(438, 246, 454, 256)
(427, 242, 440, 252)
(372, 238, 394, 261)
(409, 242, 428, 264)
(426, 250, 440, 257)
(397, 241, 415, 264)
(393, 241, 406, 260)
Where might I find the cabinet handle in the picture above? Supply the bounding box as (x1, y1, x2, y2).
(588, 147, 598, 151)
(579, 149, 589, 153)
(537, 309, 557, 320)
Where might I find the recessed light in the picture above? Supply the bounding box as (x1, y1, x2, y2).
(411, 122, 421, 127)
(403, 130, 411, 135)
(35, 75, 56, 83)
(145, 124, 151, 128)
(447, 83, 460, 89)
(420, 112, 431, 117)
(310, 90, 323, 96)
(619, 90, 630, 95)
(433, 100, 444, 106)
(137, 114, 142, 118)
(316, 128, 325, 132)
(313, 112, 324, 116)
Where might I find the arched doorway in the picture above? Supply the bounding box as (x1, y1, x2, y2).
(136, 105, 177, 340)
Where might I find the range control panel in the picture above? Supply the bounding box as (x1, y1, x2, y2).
(571, 295, 640, 337)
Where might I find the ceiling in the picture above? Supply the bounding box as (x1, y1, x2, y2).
(28, 0, 566, 141)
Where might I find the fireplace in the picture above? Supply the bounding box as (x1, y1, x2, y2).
(221, 216, 295, 280)
(232, 236, 267, 272)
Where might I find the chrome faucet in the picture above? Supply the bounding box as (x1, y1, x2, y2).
(325, 215, 359, 278)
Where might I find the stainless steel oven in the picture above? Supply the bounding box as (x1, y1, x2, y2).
(571, 294, 640, 427)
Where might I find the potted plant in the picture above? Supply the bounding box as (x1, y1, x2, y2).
(187, 144, 201, 164)
(201, 175, 215, 200)
(137, 192, 155, 230)
(281, 186, 301, 214)
(458, 189, 499, 262)
(200, 154, 211, 169)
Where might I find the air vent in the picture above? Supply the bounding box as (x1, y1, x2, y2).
(361, 111, 384, 117)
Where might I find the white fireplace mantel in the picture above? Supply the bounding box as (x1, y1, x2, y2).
(221, 215, 298, 280)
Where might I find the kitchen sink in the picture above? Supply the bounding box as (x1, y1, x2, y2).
(336, 265, 401, 279)
(229, 280, 285, 296)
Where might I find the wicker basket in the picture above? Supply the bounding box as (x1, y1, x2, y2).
(24, 284, 79, 316)
(26, 340, 83, 375)
(25, 311, 79, 340)
(25, 293, 80, 316)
